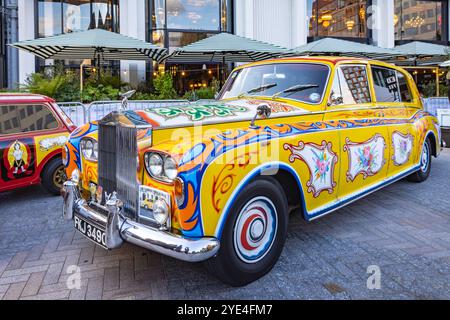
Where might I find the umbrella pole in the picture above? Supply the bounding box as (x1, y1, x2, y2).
(97, 51, 101, 84)
(222, 54, 226, 86)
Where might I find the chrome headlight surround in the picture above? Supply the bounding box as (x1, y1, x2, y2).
(62, 145, 69, 166)
(80, 138, 98, 162)
(144, 152, 178, 182)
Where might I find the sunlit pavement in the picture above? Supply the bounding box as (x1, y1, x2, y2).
(0, 149, 449, 300)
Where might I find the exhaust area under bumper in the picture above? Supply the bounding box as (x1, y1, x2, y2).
(62, 180, 220, 263)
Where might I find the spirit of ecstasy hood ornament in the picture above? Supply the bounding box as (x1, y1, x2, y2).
(119, 90, 136, 112)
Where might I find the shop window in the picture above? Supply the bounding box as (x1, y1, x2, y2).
(308, 0, 368, 39)
(38, 0, 63, 37)
(166, 0, 220, 31)
(395, 0, 444, 41)
(38, 0, 120, 37)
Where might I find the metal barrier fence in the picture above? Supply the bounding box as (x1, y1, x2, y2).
(423, 97, 450, 116)
(87, 99, 192, 122)
(57, 102, 87, 126)
(56, 99, 203, 126)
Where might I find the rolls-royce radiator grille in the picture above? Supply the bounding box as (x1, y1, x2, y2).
(98, 117, 138, 218)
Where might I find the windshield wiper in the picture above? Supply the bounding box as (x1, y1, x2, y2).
(271, 84, 319, 100)
(237, 83, 277, 98)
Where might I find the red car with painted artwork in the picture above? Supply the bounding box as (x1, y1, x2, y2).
(0, 94, 76, 194)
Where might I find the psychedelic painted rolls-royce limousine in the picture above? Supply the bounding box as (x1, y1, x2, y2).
(62, 57, 443, 286)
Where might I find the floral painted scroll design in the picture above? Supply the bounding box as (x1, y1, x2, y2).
(392, 131, 414, 166)
(343, 134, 386, 182)
(283, 140, 338, 198)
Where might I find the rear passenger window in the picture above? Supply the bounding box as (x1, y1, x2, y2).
(0, 104, 58, 135)
(337, 65, 372, 104)
(371, 66, 401, 103)
(397, 71, 412, 102)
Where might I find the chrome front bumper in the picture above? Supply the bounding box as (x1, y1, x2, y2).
(62, 180, 220, 262)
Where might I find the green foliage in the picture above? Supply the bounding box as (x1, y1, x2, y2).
(421, 81, 448, 98)
(81, 84, 121, 102)
(153, 73, 178, 99)
(20, 64, 81, 102)
(183, 78, 220, 101)
(130, 91, 157, 100)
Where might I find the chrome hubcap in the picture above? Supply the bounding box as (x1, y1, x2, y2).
(420, 143, 430, 172)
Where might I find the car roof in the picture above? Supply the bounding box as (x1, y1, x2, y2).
(0, 93, 55, 104)
(239, 56, 399, 69)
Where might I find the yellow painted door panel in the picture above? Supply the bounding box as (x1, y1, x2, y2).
(324, 108, 390, 200)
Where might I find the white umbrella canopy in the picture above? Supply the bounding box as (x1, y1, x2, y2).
(10, 28, 168, 62)
(164, 32, 288, 63)
(394, 41, 449, 65)
(284, 38, 405, 60)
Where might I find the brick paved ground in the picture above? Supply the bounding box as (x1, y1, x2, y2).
(0, 150, 449, 300)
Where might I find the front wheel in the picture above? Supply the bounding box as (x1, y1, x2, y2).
(41, 158, 66, 195)
(206, 177, 288, 287)
(407, 137, 432, 183)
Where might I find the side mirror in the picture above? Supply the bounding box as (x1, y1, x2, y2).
(250, 104, 271, 128)
(329, 93, 344, 106)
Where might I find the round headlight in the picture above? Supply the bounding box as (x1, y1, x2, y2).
(153, 199, 169, 226)
(71, 168, 80, 183)
(146, 153, 163, 176)
(164, 157, 178, 180)
(81, 138, 98, 162)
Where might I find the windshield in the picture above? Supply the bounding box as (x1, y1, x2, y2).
(219, 63, 330, 104)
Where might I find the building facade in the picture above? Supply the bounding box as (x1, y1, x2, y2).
(1, 0, 449, 92)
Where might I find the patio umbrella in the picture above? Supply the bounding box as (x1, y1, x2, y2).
(394, 41, 449, 66)
(283, 38, 404, 60)
(10, 28, 168, 63)
(164, 32, 288, 83)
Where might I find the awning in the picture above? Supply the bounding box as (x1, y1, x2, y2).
(10, 28, 168, 62)
(394, 41, 449, 65)
(164, 32, 288, 63)
(284, 38, 404, 60)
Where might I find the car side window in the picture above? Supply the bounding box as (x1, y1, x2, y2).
(17, 105, 59, 132)
(0, 105, 22, 134)
(0, 104, 58, 135)
(397, 71, 412, 102)
(371, 66, 401, 103)
(331, 65, 372, 105)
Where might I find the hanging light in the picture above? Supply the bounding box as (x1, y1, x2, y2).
(346, 20, 355, 31)
(321, 14, 332, 28)
(394, 14, 399, 27)
(202, 64, 207, 70)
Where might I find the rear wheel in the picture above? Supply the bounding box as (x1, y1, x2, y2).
(206, 177, 288, 287)
(42, 158, 66, 195)
(407, 137, 432, 183)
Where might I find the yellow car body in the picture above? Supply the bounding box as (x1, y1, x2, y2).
(63, 57, 442, 285)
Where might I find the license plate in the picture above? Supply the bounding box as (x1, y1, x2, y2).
(74, 215, 107, 249)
